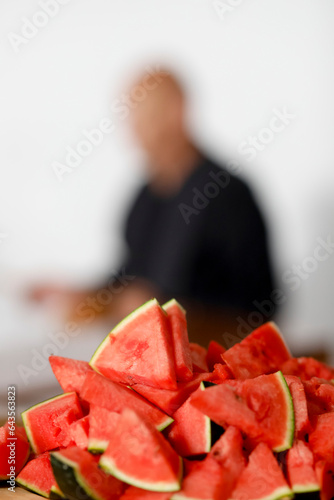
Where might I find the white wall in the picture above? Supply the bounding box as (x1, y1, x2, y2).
(1, 0, 334, 358)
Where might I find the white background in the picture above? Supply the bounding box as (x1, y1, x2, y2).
(1, 0, 334, 413)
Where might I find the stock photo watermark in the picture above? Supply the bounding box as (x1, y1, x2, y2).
(7, 386, 17, 492)
(212, 0, 245, 21)
(52, 66, 167, 182)
(17, 269, 135, 385)
(222, 234, 334, 347)
(8, 0, 72, 54)
(238, 107, 296, 162)
(179, 106, 295, 224)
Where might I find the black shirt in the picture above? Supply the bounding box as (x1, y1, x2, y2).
(123, 157, 275, 313)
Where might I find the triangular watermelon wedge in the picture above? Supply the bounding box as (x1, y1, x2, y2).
(81, 371, 173, 432)
(222, 322, 291, 379)
(16, 452, 63, 498)
(286, 440, 320, 493)
(165, 382, 212, 457)
(49, 356, 93, 394)
(163, 299, 193, 382)
(171, 426, 246, 500)
(90, 299, 177, 390)
(99, 409, 182, 492)
(230, 442, 292, 500)
(190, 371, 294, 452)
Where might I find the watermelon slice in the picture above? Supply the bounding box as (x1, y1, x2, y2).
(190, 371, 294, 452)
(303, 377, 334, 416)
(51, 446, 124, 500)
(309, 412, 334, 463)
(90, 299, 177, 390)
(206, 341, 226, 372)
(286, 440, 320, 493)
(284, 375, 310, 438)
(132, 373, 213, 416)
(163, 299, 193, 382)
(315, 460, 334, 500)
(17, 452, 63, 498)
(49, 355, 93, 394)
(230, 442, 292, 500)
(0, 423, 30, 480)
(81, 371, 173, 431)
(121, 487, 172, 500)
(171, 426, 246, 500)
(281, 357, 334, 381)
(165, 382, 211, 457)
(189, 343, 208, 373)
(88, 405, 121, 453)
(222, 322, 291, 380)
(171, 456, 223, 500)
(99, 409, 182, 492)
(22, 392, 83, 454)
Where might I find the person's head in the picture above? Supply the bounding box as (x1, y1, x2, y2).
(128, 68, 199, 190)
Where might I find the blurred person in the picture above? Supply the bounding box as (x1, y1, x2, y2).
(31, 69, 276, 345)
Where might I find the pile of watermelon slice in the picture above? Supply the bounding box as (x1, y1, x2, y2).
(1, 298, 334, 500)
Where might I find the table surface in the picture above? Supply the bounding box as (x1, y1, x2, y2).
(0, 486, 40, 499)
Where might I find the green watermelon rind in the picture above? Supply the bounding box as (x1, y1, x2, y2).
(157, 415, 174, 432)
(90, 299, 161, 373)
(272, 371, 295, 453)
(200, 382, 212, 454)
(51, 452, 104, 500)
(50, 485, 66, 499)
(291, 482, 320, 494)
(99, 454, 183, 493)
(87, 438, 109, 454)
(21, 392, 78, 454)
(225, 485, 293, 500)
(16, 477, 50, 498)
(162, 298, 186, 316)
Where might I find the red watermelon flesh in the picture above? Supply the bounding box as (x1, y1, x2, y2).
(88, 405, 121, 452)
(52, 446, 125, 500)
(206, 341, 226, 372)
(189, 343, 209, 373)
(171, 427, 246, 500)
(303, 378, 334, 416)
(49, 355, 93, 394)
(190, 371, 294, 452)
(165, 383, 211, 457)
(90, 299, 177, 390)
(22, 392, 83, 454)
(230, 442, 292, 500)
(171, 456, 223, 500)
(121, 486, 172, 500)
(163, 299, 193, 382)
(0, 423, 30, 480)
(309, 412, 334, 463)
(222, 322, 291, 380)
(315, 460, 334, 500)
(208, 426, 246, 499)
(133, 373, 213, 416)
(284, 375, 310, 437)
(281, 357, 334, 381)
(286, 440, 319, 493)
(81, 371, 172, 431)
(210, 363, 233, 384)
(16, 452, 61, 498)
(99, 409, 182, 492)
(63, 415, 89, 449)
